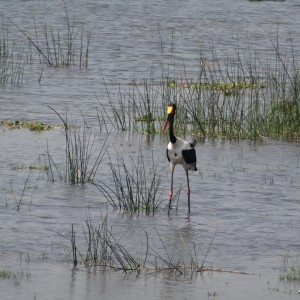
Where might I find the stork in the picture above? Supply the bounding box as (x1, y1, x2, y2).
(162, 103, 197, 215)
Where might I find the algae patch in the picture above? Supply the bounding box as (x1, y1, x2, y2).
(0, 120, 63, 131)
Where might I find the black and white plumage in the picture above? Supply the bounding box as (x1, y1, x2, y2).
(162, 103, 197, 214)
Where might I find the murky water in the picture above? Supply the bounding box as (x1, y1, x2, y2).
(2, 0, 300, 299)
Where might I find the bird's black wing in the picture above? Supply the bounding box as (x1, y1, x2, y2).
(166, 148, 170, 162)
(182, 148, 196, 164)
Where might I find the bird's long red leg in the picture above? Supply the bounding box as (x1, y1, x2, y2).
(168, 167, 174, 216)
(186, 170, 191, 214)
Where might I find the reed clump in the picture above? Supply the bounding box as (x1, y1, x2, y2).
(11, 2, 91, 68)
(63, 215, 218, 275)
(46, 106, 108, 184)
(93, 149, 165, 214)
(101, 35, 300, 140)
(0, 119, 54, 131)
(280, 254, 300, 281)
(0, 18, 24, 85)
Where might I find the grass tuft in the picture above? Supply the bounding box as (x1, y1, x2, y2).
(0, 17, 24, 85)
(46, 106, 108, 184)
(100, 34, 300, 140)
(280, 254, 300, 281)
(93, 148, 165, 214)
(61, 215, 219, 276)
(10, 2, 91, 68)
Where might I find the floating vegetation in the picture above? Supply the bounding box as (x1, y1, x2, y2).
(0, 270, 13, 279)
(167, 79, 265, 96)
(0, 120, 60, 131)
(11, 164, 49, 171)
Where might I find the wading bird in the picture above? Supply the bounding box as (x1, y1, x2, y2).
(162, 103, 197, 214)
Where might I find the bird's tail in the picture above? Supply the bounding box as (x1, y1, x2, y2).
(189, 137, 197, 148)
(189, 163, 197, 171)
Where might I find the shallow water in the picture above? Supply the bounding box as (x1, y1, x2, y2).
(2, 0, 300, 299)
(1, 129, 300, 299)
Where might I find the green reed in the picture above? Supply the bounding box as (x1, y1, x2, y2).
(93, 148, 165, 214)
(11, 2, 91, 68)
(46, 106, 108, 185)
(101, 34, 300, 140)
(0, 18, 24, 85)
(100, 72, 165, 134)
(63, 215, 218, 275)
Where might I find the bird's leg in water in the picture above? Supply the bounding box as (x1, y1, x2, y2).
(186, 170, 190, 214)
(168, 167, 174, 215)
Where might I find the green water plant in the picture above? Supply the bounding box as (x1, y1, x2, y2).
(61, 215, 221, 276)
(167, 79, 265, 96)
(0, 18, 24, 85)
(10, 2, 91, 68)
(0, 119, 56, 131)
(280, 254, 300, 281)
(11, 164, 49, 171)
(10, 170, 32, 210)
(47, 106, 108, 184)
(99, 74, 166, 134)
(93, 148, 165, 214)
(0, 270, 13, 279)
(100, 34, 300, 140)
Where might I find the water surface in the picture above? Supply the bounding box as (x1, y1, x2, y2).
(1, 0, 300, 299)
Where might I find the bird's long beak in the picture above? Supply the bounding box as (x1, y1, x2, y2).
(162, 119, 169, 133)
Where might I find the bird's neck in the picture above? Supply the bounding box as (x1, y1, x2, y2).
(169, 117, 177, 144)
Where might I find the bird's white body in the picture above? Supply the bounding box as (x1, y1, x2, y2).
(167, 137, 196, 171)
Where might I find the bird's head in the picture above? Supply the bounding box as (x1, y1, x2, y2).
(162, 103, 176, 133)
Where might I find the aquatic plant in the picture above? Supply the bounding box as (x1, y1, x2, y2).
(280, 254, 300, 281)
(99, 73, 166, 134)
(99, 34, 300, 140)
(11, 164, 49, 171)
(10, 170, 32, 210)
(11, 2, 91, 68)
(0, 119, 54, 131)
(0, 18, 24, 85)
(62, 215, 219, 275)
(47, 106, 108, 185)
(0, 270, 13, 279)
(93, 148, 165, 214)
